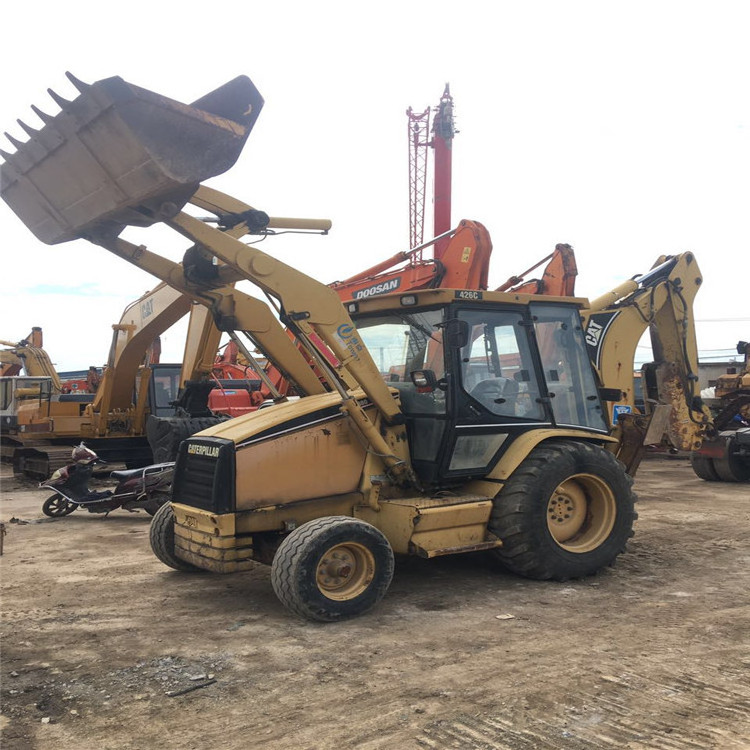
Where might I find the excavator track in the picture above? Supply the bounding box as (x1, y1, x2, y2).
(13, 446, 73, 479)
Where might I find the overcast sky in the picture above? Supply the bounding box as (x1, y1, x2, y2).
(1, 1, 748, 371)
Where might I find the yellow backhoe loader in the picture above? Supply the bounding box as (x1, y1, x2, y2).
(1, 73, 714, 621)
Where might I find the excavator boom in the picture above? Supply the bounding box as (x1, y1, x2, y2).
(0, 329, 63, 391)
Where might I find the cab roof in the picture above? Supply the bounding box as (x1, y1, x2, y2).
(345, 287, 591, 316)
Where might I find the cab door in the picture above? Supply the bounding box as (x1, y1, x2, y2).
(442, 306, 552, 480)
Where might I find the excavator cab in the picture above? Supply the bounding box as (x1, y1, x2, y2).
(0, 376, 53, 432)
(145, 364, 182, 418)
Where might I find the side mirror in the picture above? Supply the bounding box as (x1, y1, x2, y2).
(410, 369, 438, 393)
(443, 318, 470, 349)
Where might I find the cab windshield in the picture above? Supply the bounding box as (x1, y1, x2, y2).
(356, 309, 446, 414)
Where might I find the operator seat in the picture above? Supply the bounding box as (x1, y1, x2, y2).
(470, 377, 518, 414)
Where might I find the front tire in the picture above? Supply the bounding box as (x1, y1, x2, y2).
(271, 516, 394, 622)
(489, 441, 637, 580)
(42, 494, 76, 517)
(149, 503, 204, 572)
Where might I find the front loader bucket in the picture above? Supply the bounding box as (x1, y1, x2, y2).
(1, 73, 263, 244)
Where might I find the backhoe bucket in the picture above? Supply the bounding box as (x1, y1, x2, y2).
(1, 73, 263, 244)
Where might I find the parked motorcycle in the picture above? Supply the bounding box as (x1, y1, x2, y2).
(40, 444, 174, 518)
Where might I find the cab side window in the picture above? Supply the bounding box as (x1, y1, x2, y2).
(458, 311, 544, 420)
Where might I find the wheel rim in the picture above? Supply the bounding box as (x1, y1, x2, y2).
(547, 473, 617, 552)
(48, 496, 71, 516)
(316, 542, 375, 601)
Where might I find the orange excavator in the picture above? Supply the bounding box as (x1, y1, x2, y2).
(252, 221, 577, 404)
(253, 87, 576, 401)
(330, 220, 492, 301)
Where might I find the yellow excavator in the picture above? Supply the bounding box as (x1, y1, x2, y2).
(0, 328, 63, 388)
(1, 73, 714, 621)
(0, 280, 232, 475)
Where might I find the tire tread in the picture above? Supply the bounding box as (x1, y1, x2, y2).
(489, 441, 637, 581)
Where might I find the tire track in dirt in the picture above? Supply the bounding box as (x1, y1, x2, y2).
(415, 664, 750, 749)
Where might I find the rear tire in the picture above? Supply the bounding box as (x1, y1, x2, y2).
(489, 441, 637, 580)
(713, 449, 750, 482)
(691, 453, 721, 481)
(42, 494, 76, 517)
(149, 502, 204, 572)
(271, 516, 394, 622)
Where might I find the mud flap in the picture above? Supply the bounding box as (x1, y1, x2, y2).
(146, 415, 225, 463)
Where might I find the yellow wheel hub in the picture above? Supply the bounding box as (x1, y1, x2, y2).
(547, 473, 617, 552)
(316, 542, 375, 601)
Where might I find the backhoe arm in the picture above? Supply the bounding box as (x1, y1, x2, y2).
(91, 282, 193, 420)
(581, 252, 712, 453)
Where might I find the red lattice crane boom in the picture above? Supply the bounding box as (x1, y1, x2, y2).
(407, 84, 455, 258)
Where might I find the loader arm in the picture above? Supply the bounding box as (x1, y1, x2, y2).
(163, 209, 416, 484)
(0, 72, 415, 484)
(581, 252, 712, 454)
(151, 186, 413, 474)
(166, 209, 406, 421)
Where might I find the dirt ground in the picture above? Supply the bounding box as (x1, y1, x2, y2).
(1, 459, 749, 750)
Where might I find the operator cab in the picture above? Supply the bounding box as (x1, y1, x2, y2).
(0, 376, 53, 431)
(351, 291, 608, 486)
(138, 364, 182, 417)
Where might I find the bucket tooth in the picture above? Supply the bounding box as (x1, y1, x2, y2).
(17, 119, 38, 137)
(31, 105, 55, 125)
(47, 88, 71, 109)
(2, 73, 264, 244)
(4, 131, 24, 149)
(0, 148, 13, 161)
(64, 71, 90, 93)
